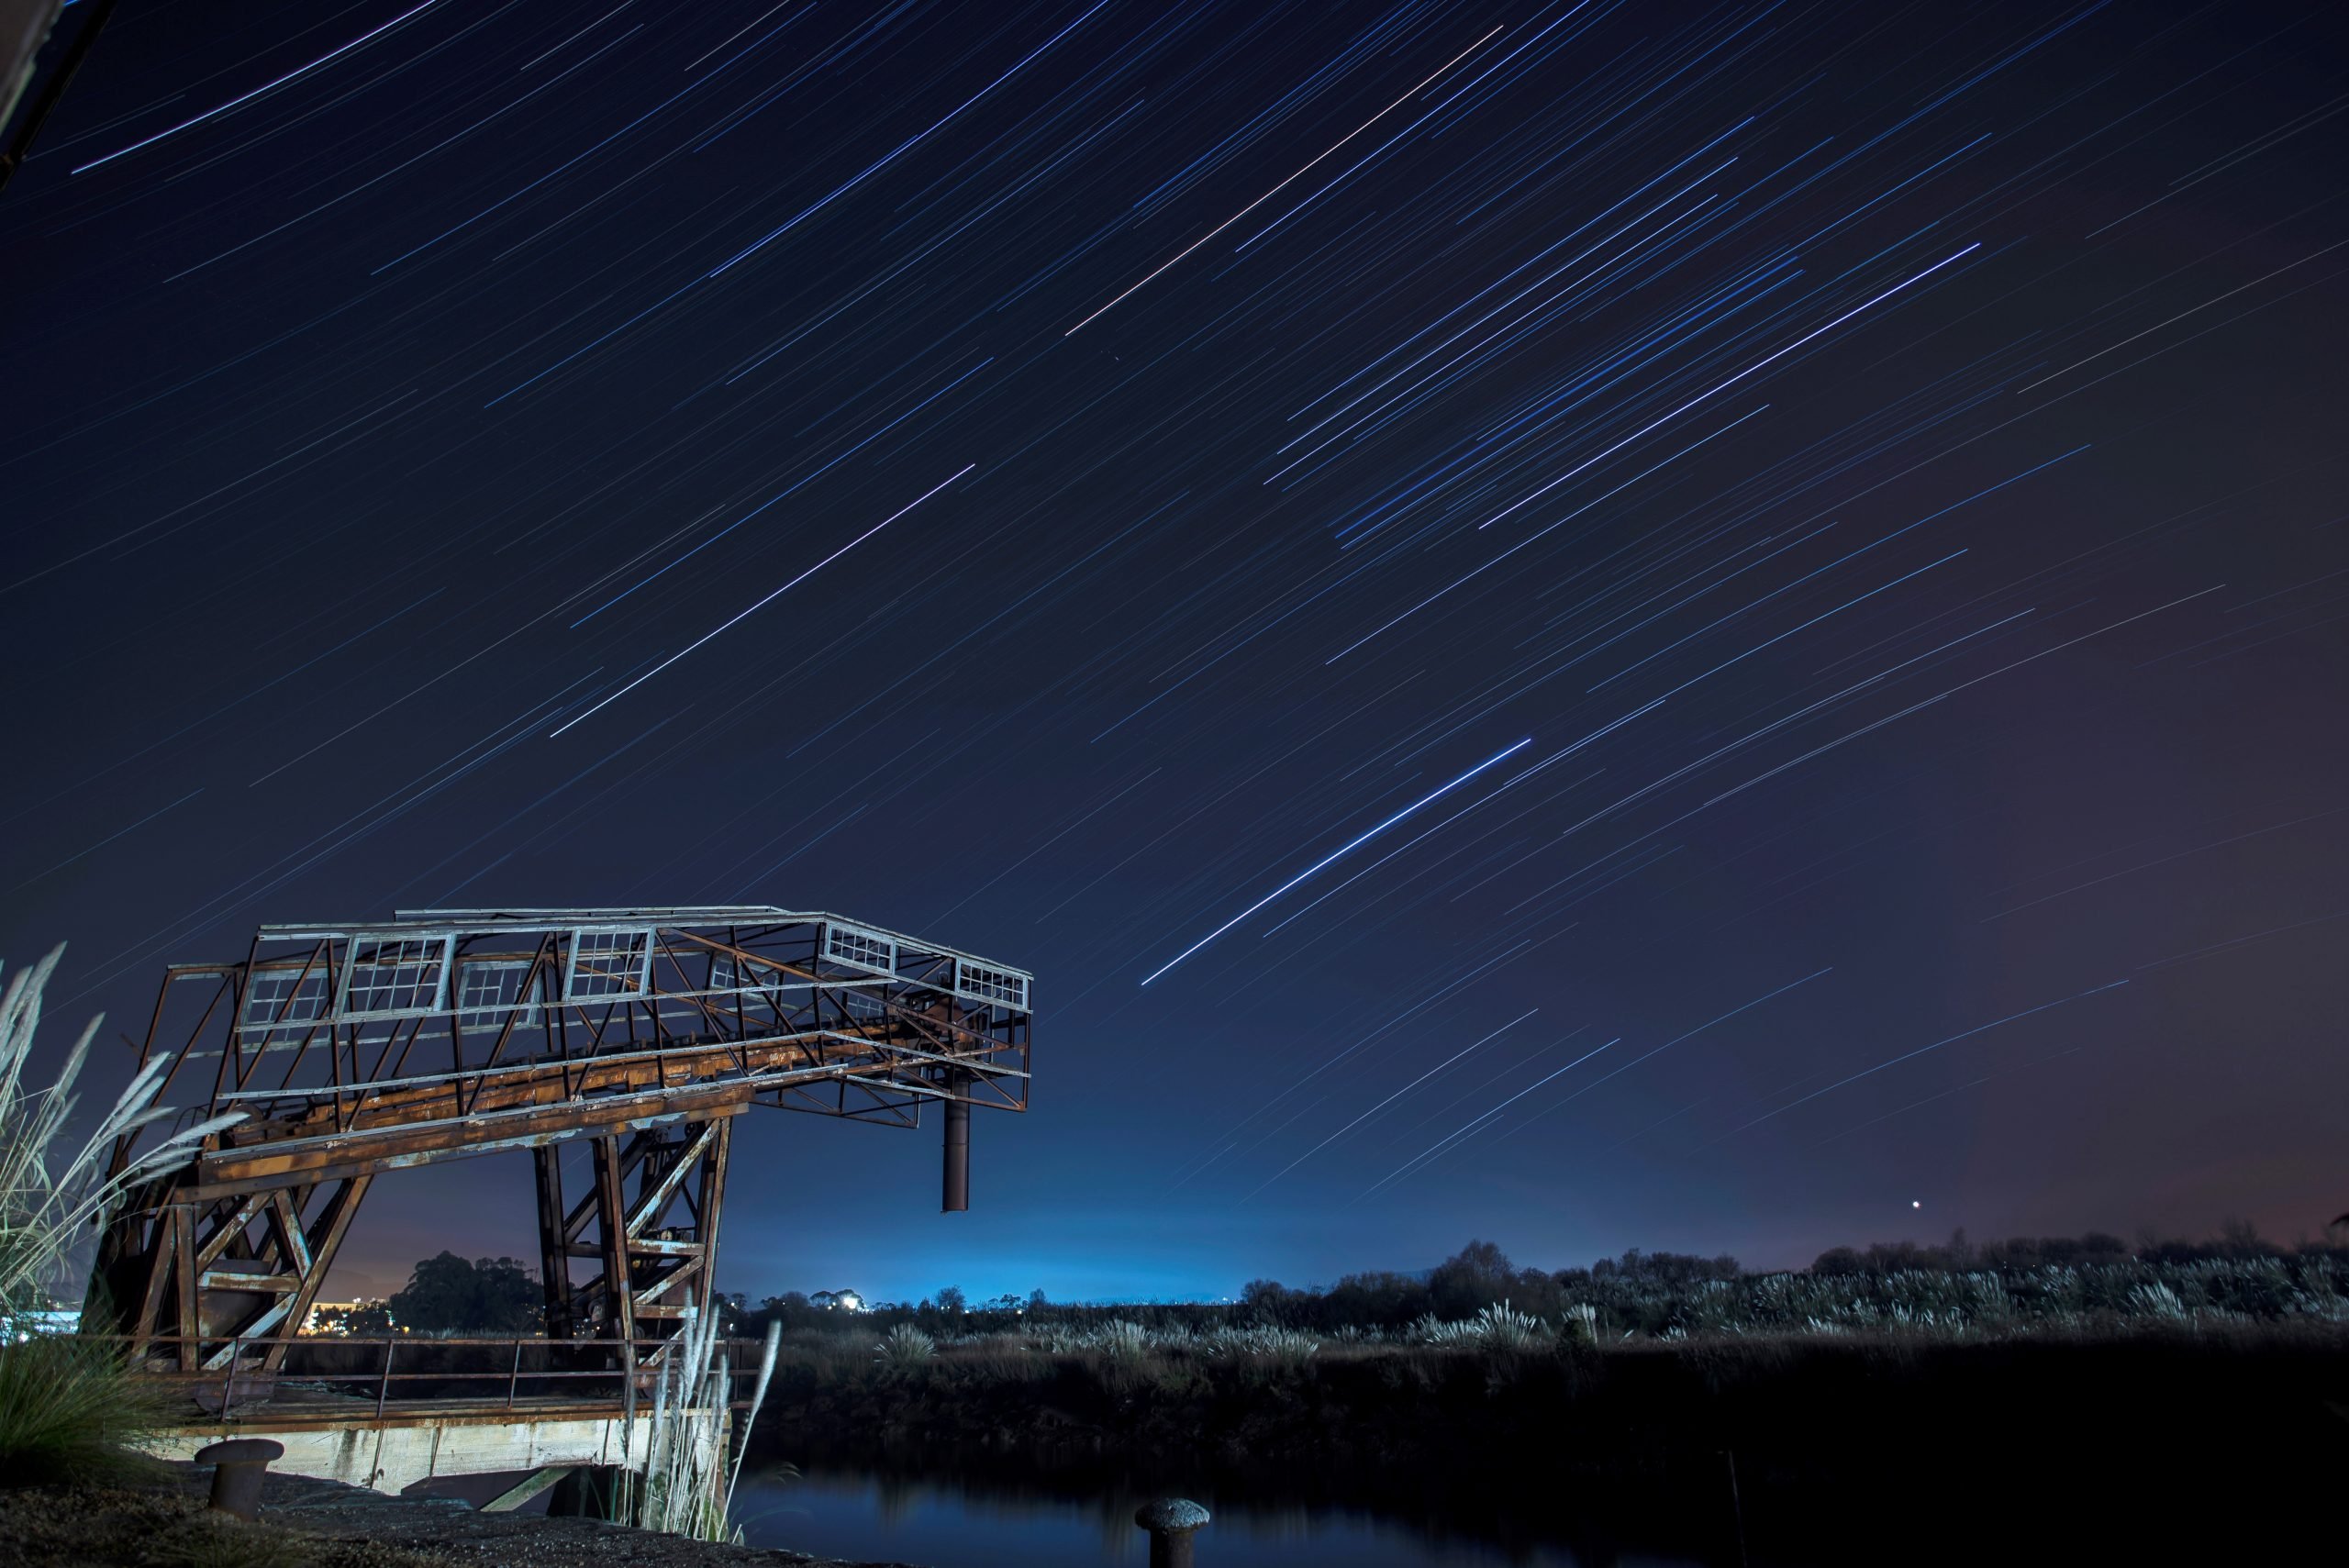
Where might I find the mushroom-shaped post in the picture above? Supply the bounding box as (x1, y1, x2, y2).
(194, 1437, 284, 1522)
(1133, 1496, 1211, 1568)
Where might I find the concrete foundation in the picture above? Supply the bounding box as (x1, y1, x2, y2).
(140, 1405, 727, 1496)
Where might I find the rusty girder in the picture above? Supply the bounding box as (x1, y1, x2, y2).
(89, 906, 1030, 1374)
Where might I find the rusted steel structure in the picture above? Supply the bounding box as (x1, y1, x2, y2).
(90, 906, 1030, 1377)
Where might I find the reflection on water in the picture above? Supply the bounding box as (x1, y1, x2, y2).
(730, 1467, 1707, 1568)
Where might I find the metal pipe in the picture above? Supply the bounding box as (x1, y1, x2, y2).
(941, 1086, 969, 1213)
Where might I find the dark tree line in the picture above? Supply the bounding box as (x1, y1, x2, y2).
(371, 1219, 2325, 1340)
(729, 1224, 2334, 1340)
(1232, 1239, 1743, 1331)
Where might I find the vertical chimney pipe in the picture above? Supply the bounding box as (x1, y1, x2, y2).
(941, 1077, 970, 1212)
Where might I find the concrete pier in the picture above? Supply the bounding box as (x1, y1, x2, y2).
(139, 1389, 725, 1498)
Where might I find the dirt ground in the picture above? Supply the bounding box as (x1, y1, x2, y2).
(0, 1464, 923, 1568)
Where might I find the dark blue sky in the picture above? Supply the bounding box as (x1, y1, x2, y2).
(4, 0, 2344, 1306)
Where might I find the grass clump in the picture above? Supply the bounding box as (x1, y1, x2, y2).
(0, 1332, 173, 1484)
(1411, 1302, 1553, 1354)
(1203, 1325, 1319, 1368)
(874, 1323, 937, 1371)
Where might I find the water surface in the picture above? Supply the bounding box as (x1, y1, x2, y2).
(732, 1467, 1708, 1567)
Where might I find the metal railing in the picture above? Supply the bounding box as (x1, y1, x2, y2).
(73, 1333, 769, 1424)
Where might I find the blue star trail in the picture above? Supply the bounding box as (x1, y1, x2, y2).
(3, 0, 2343, 1297)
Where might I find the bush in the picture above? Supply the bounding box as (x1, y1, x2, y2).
(874, 1324, 936, 1371)
(0, 1334, 171, 1485)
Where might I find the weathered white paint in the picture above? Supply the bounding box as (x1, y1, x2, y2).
(139, 1408, 726, 1496)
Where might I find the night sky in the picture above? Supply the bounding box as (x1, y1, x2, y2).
(4, 0, 2344, 1307)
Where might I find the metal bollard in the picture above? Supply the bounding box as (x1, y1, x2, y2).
(1133, 1497, 1210, 1568)
(194, 1437, 284, 1522)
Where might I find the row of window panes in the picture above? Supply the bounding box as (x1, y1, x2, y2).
(827, 929, 894, 970)
(957, 965, 1028, 1007)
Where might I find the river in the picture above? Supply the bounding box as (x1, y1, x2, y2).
(729, 1464, 1714, 1567)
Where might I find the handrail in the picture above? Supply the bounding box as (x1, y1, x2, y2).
(71, 1332, 770, 1422)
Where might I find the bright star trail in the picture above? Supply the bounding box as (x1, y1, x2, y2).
(1141, 737, 1533, 984)
(548, 462, 974, 736)
(2, 0, 2343, 1304)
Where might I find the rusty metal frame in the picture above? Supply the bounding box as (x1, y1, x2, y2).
(91, 906, 1030, 1373)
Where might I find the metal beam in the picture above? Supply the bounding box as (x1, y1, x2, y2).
(93, 906, 1033, 1368)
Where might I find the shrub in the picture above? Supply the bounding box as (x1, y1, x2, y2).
(874, 1324, 937, 1370)
(0, 1333, 172, 1484)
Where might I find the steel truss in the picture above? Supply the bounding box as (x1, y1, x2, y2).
(89, 906, 1031, 1376)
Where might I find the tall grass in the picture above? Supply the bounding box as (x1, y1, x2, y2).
(614, 1296, 729, 1539)
(1, 944, 236, 1484)
(1, 945, 240, 1318)
(723, 1321, 784, 1520)
(615, 1296, 785, 1542)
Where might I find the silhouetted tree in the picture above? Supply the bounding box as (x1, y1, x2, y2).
(1322, 1271, 1432, 1328)
(386, 1252, 541, 1334)
(1431, 1240, 1514, 1316)
(1241, 1278, 1289, 1307)
(343, 1302, 392, 1336)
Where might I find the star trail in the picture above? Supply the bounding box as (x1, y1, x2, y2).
(1, 0, 2343, 1303)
